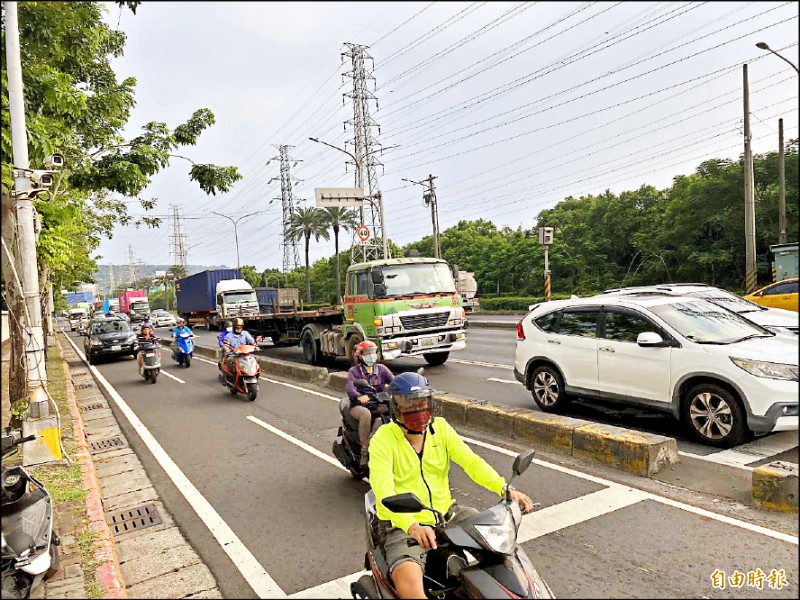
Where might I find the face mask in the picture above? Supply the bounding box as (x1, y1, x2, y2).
(226, 327, 233, 333)
(401, 408, 431, 433)
(363, 354, 378, 366)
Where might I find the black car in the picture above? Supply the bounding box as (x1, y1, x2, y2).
(83, 317, 138, 364)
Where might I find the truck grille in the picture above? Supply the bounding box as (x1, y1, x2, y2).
(229, 306, 260, 317)
(399, 311, 450, 331)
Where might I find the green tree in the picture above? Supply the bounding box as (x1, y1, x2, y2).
(322, 207, 358, 303)
(287, 207, 330, 302)
(240, 265, 261, 288)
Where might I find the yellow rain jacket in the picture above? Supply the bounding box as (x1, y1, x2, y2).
(369, 417, 507, 533)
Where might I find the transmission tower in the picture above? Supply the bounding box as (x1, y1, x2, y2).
(169, 204, 188, 270)
(268, 146, 302, 273)
(342, 42, 387, 263)
(126, 245, 137, 286)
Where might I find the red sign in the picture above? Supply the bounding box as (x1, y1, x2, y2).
(356, 225, 371, 241)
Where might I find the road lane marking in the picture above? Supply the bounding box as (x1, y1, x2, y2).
(61, 333, 287, 598)
(288, 570, 368, 599)
(246, 416, 349, 473)
(160, 370, 186, 384)
(196, 352, 798, 545)
(450, 358, 514, 370)
(487, 377, 522, 385)
(680, 431, 798, 469)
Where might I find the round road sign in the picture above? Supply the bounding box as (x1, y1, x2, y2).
(357, 225, 371, 241)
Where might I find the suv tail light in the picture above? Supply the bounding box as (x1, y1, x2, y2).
(516, 319, 526, 341)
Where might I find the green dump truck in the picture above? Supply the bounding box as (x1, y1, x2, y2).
(240, 257, 467, 365)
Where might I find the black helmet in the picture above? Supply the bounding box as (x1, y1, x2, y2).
(388, 372, 435, 434)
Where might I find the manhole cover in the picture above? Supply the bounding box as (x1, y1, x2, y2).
(89, 436, 127, 452)
(106, 504, 162, 535)
(80, 403, 105, 412)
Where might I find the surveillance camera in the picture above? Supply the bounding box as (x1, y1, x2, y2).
(30, 170, 55, 188)
(44, 154, 65, 169)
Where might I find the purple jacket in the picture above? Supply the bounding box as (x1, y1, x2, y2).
(347, 363, 395, 406)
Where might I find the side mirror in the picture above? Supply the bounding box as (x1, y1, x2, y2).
(637, 332, 664, 347)
(373, 284, 387, 298)
(371, 269, 384, 284)
(382, 492, 427, 514)
(512, 449, 536, 478)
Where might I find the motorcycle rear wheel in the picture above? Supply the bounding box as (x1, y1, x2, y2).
(149, 369, 159, 384)
(184, 355, 192, 368)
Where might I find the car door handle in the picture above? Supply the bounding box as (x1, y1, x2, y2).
(599, 346, 615, 353)
(547, 339, 561, 345)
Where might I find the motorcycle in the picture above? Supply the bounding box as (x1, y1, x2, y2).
(218, 344, 260, 401)
(1, 429, 60, 599)
(351, 449, 555, 599)
(138, 341, 161, 384)
(333, 379, 392, 480)
(172, 331, 195, 368)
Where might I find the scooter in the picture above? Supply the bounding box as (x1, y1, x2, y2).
(1, 429, 60, 599)
(138, 341, 161, 384)
(333, 379, 392, 480)
(351, 450, 555, 599)
(218, 344, 260, 401)
(172, 331, 195, 368)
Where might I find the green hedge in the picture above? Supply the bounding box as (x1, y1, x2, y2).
(479, 294, 574, 311)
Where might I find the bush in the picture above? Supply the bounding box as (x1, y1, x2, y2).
(478, 293, 575, 311)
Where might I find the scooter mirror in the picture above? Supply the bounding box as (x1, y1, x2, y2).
(512, 449, 536, 478)
(382, 492, 427, 514)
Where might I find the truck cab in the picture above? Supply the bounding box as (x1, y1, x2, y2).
(68, 308, 88, 331)
(215, 279, 259, 324)
(129, 297, 150, 322)
(341, 258, 466, 364)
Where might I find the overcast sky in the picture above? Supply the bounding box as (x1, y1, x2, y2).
(95, 1, 799, 272)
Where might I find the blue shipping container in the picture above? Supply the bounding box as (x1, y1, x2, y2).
(254, 287, 278, 313)
(176, 269, 242, 314)
(67, 291, 94, 305)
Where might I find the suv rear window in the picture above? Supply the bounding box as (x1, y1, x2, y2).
(554, 311, 599, 338)
(533, 312, 557, 331)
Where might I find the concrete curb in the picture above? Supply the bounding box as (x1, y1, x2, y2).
(257, 356, 328, 385)
(57, 336, 128, 599)
(752, 461, 799, 513)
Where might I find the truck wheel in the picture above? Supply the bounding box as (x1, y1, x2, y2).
(346, 334, 363, 364)
(206, 317, 218, 331)
(301, 330, 323, 366)
(423, 352, 449, 366)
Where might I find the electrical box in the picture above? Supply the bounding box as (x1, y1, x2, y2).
(538, 227, 554, 245)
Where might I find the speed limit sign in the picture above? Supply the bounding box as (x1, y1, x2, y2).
(356, 224, 371, 242)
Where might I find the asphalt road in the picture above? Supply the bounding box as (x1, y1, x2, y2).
(168, 325, 799, 464)
(65, 330, 798, 599)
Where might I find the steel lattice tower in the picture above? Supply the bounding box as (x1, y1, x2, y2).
(126, 245, 137, 286)
(169, 204, 187, 270)
(268, 145, 302, 273)
(342, 42, 387, 262)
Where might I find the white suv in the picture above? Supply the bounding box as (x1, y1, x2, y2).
(514, 293, 798, 447)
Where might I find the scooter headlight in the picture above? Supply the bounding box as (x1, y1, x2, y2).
(474, 509, 516, 555)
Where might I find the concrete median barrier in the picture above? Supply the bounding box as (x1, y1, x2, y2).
(512, 409, 585, 455)
(328, 372, 349, 393)
(435, 393, 477, 426)
(752, 461, 798, 513)
(257, 356, 328, 385)
(572, 423, 679, 477)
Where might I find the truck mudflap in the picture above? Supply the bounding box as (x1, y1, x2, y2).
(380, 330, 466, 360)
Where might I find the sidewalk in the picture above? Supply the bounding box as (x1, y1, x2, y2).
(2, 333, 222, 599)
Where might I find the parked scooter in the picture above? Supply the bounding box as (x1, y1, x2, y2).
(351, 449, 554, 599)
(138, 341, 161, 384)
(333, 378, 392, 480)
(172, 331, 195, 368)
(1, 429, 60, 599)
(218, 344, 260, 401)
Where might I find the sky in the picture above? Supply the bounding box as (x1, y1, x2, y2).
(95, 1, 800, 273)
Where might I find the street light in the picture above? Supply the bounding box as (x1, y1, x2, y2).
(210, 210, 264, 271)
(308, 136, 399, 260)
(755, 42, 800, 75)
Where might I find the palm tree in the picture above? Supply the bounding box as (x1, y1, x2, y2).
(323, 207, 359, 304)
(288, 207, 331, 302)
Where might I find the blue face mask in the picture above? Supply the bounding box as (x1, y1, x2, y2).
(363, 354, 378, 366)
(226, 327, 233, 333)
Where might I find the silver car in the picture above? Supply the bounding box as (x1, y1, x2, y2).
(151, 310, 177, 328)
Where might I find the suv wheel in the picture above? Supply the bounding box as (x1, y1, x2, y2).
(529, 365, 570, 412)
(682, 383, 748, 448)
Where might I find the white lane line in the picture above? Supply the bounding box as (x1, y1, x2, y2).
(450, 357, 514, 370)
(487, 377, 522, 385)
(246, 416, 349, 473)
(517, 487, 645, 544)
(197, 353, 798, 546)
(160, 370, 186, 384)
(463, 435, 798, 546)
(61, 333, 287, 598)
(681, 431, 798, 468)
(288, 570, 368, 599)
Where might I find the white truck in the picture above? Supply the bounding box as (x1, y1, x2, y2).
(456, 270, 479, 312)
(68, 308, 88, 331)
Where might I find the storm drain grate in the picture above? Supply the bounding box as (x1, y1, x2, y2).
(79, 402, 105, 412)
(106, 503, 162, 535)
(89, 436, 127, 453)
(75, 382, 95, 389)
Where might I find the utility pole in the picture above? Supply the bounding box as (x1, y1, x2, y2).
(401, 174, 440, 258)
(778, 118, 786, 245)
(743, 64, 757, 293)
(108, 263, 115, 297)
(268, 145, 302, 273)
(538, 227, 554, 301)
(5, 0, 61, 464)
(342, 42, 388, 261)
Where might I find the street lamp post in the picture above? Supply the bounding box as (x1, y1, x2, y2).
(309, 136, 398, 260)
(755, 42, 800, 75)
(210, 211, 263, 271)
